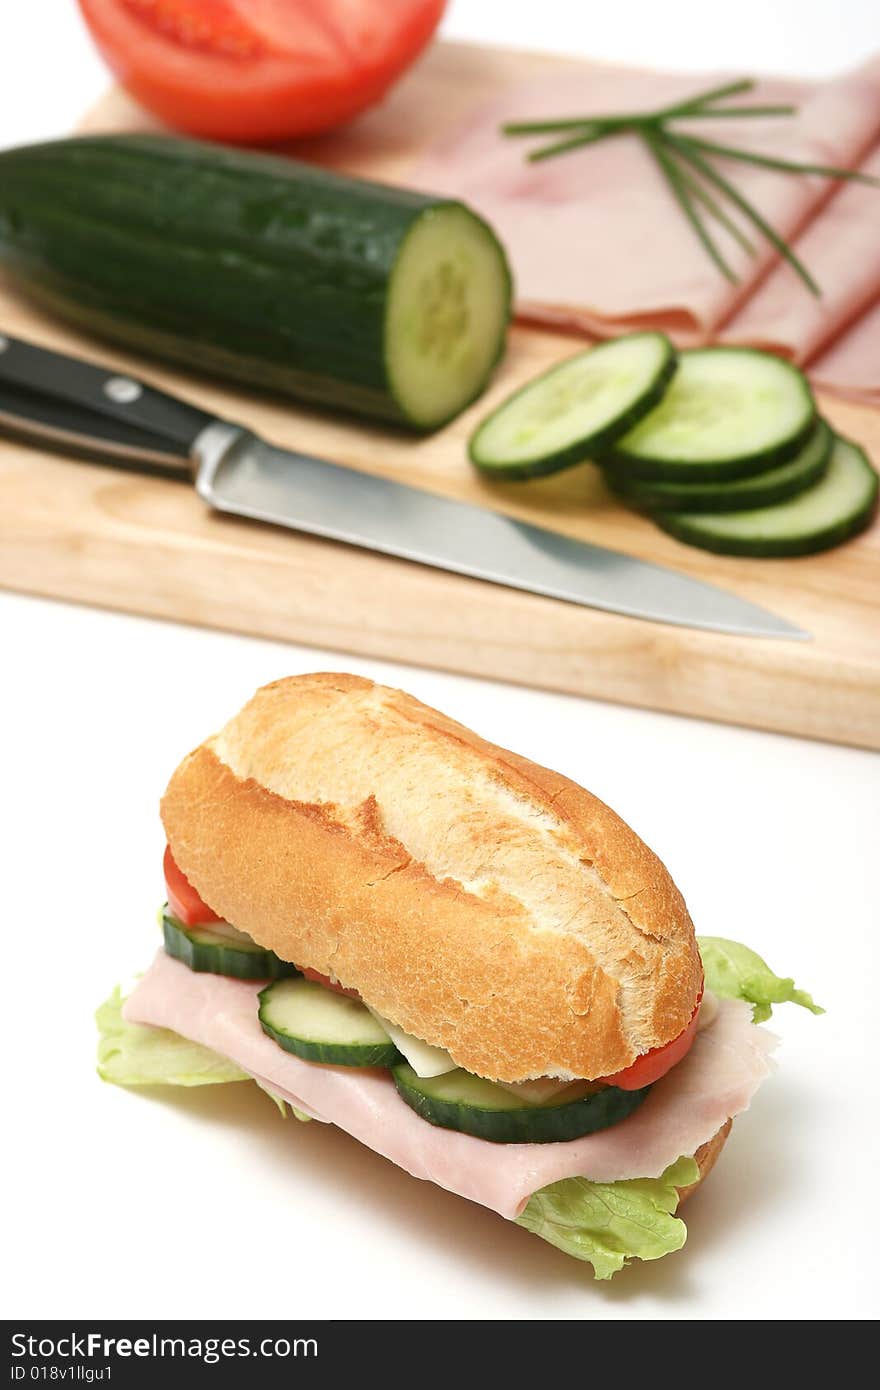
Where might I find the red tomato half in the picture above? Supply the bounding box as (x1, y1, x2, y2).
(604, 986, 704, 1091)
(163, 844, 222, 926)
(300, 966, 360, 1000)
(78, 0, 447, 143)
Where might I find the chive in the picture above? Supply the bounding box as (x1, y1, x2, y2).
(504, 117, 619, 136)
(670, 104, 798, 120)
(499, 73, 879, 294)
(663, 132, 821, 296)
(644, 132, 739, 283)
(526, 125, 627, 162)
(663, 147, 757, 257)
(504, 102, 797, 139)
(502, 79, 758, 138)
(665, 78, 757, 113)
(671, 131, 880, 185)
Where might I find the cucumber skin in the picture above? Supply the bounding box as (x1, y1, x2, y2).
(258, 1013, 403, 1069)
(0, 135, 510, 431)
(469, 339, 678, 481)
(162, 912, 298, 982)
(657, 446, 879, 558)
(604, 416, 816, 481)
(605, 419, 833, 513)
(392, 1066, 650, 1143)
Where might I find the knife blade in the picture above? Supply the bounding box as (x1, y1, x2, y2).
(0, 333, 808, 640)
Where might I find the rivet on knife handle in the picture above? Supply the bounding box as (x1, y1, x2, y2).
(0, 333, 216, 473)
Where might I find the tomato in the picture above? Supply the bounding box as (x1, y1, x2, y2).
(604, 986, 704, 1091)
(78, 0, 447, 143)
(300, 966, 360, 1000)
(163, 844, 222, 925)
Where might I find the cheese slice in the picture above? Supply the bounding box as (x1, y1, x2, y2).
(365, 1006, 457, 1078)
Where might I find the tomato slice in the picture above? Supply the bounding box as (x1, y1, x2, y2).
(78, 0, 447, 143)
(604, 986, 704, 1091)
(300, 966, 360, 1000)
(163, 844, 222, 926)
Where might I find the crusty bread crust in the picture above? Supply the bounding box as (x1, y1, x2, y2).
(677, 1120, 732, 1204)
(161, 673, 702, 1082)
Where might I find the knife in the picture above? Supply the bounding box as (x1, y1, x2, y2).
(0, 333, 807, 640)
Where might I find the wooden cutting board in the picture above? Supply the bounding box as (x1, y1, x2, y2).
(1, 42, 879, 749)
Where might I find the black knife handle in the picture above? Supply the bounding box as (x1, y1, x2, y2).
(0, 332, 218, 474)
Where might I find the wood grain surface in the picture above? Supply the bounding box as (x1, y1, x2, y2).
(0, 42, 878, 748)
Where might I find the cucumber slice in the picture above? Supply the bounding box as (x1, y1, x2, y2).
(258, 978, 403, 1067)
(657, 435, 878, 557)
(469, 332, 677, 479)
(606, 347, 816, 480)
(605, 418, 833, 513)
(391, 1065, 649, 1144)
(162, 909, 298, 981)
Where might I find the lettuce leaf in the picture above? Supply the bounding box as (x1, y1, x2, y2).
(97, 986, 313, 1119)
(96, 986, 249, 1087)
(698, 936, 823, 1023)
(516, 1156, 699, 1279)
(254, 1082, 312, 1123)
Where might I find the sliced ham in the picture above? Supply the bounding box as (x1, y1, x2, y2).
(722, 145, 880, 363)
(809, 295, 880, 403)
(411, 55, 880, 366)
(124, 951, 775, 1220)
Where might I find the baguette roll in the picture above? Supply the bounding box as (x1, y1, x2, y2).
(678, 1121, 733, 1205)
(161, 674, 702, 1082)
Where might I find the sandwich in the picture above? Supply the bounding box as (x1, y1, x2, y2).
(97, 673, 821, 1279)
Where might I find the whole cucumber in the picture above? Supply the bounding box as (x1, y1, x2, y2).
(0, 135, 512, 431)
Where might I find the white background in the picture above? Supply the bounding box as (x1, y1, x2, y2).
(2, 0, 878, 1322)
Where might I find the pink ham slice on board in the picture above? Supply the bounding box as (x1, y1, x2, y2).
(721, 144, 880, 363)
(124, 950, 775, 1220)
(411, 56, 880, 349)
(808, 296, 880, 404)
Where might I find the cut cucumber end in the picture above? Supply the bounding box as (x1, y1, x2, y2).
(657, 435, 879, 557)
(392, 1064, 650, 1143)
(469, 332, 677, 479)
(385, 202, 512, 431)
(606, 417, 834, 513)
(607, 347, 816, 480)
